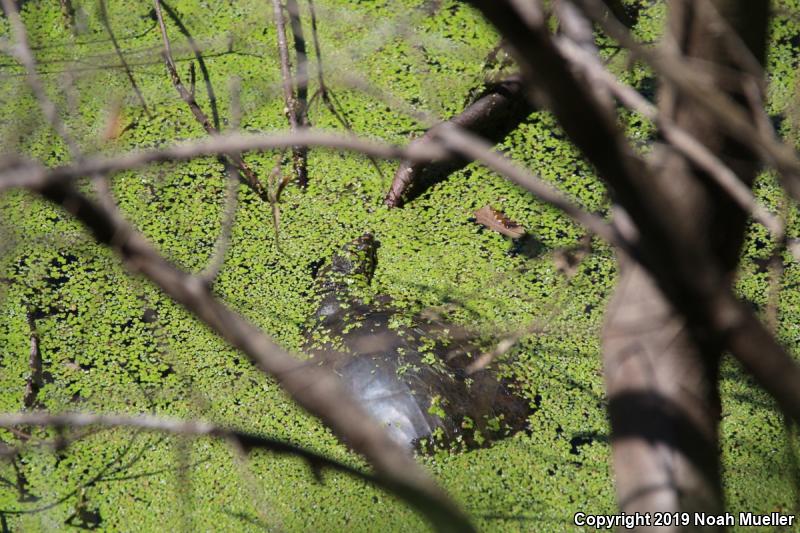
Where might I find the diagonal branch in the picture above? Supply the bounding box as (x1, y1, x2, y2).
(433, 124, 627, 250)
(158, 0, 222, 131)
(576, 0, 800, 205)
(0, 0, 80, 159)
(26, 177, 472, 533)
(305, 0, 387, 182)
(199, 81, 243, 284)
(98, 0, 151, 117)
(384, 75, 534, 207)
(554, 36, 785, 240)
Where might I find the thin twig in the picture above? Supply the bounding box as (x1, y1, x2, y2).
(0, 409, 455, 528)
(466, 323, 542, 375)
(306, 0, 387, 181)
(154, 0, 214, 132)
(158, 0, 221, 131)
(153, 0, 266, 199)
(272, 0, 308, 186)
(554, 0, 612, 109)
(266, 150, 289, 250)
(226, 436, 283, 530)
(22, 311, 43, 410)
(0, 411, 386, 483)
(199, 162, 240, 284)
(434, 123, 631, 251)
(199, 80, 242, 284)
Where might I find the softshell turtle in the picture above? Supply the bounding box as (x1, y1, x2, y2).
(304, 233, 531, 452)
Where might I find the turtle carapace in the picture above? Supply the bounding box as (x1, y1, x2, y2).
(304, 233, 531, 452)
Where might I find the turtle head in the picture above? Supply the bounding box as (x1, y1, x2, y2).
(316, 232, 378, 296)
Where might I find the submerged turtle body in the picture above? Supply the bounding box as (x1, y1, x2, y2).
(305, 233, 530, 451)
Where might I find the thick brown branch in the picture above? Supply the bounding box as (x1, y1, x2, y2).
(286, 0, 309, 127)
(59, 0, 76, 33)
(384, 75, 534, 207)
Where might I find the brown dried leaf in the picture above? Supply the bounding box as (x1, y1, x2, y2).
(474, 205, 526, 239)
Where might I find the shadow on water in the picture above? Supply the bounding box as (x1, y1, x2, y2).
(224, 509, 273, 529)
(569, 431, 609, 456)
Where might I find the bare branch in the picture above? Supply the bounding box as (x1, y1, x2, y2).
(286, 0, 309, 129)
(305, 1, 387, 182)
(158, 0, 222, 131)
(200, 80, 243, 284)
(22, 311, 43, 410)
(199, 161, 240, 285)
(59, 0, 77, 32)
(154, 0, 214, 132)
(0, 411, 417, 500)
(576, 0, 800, 205)
(272, 0, 299, 132)
(434, 124, 629, 251)
(554, 0, 613, 110)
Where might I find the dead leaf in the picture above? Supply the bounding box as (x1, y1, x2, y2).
(474, 205, 526, 239)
